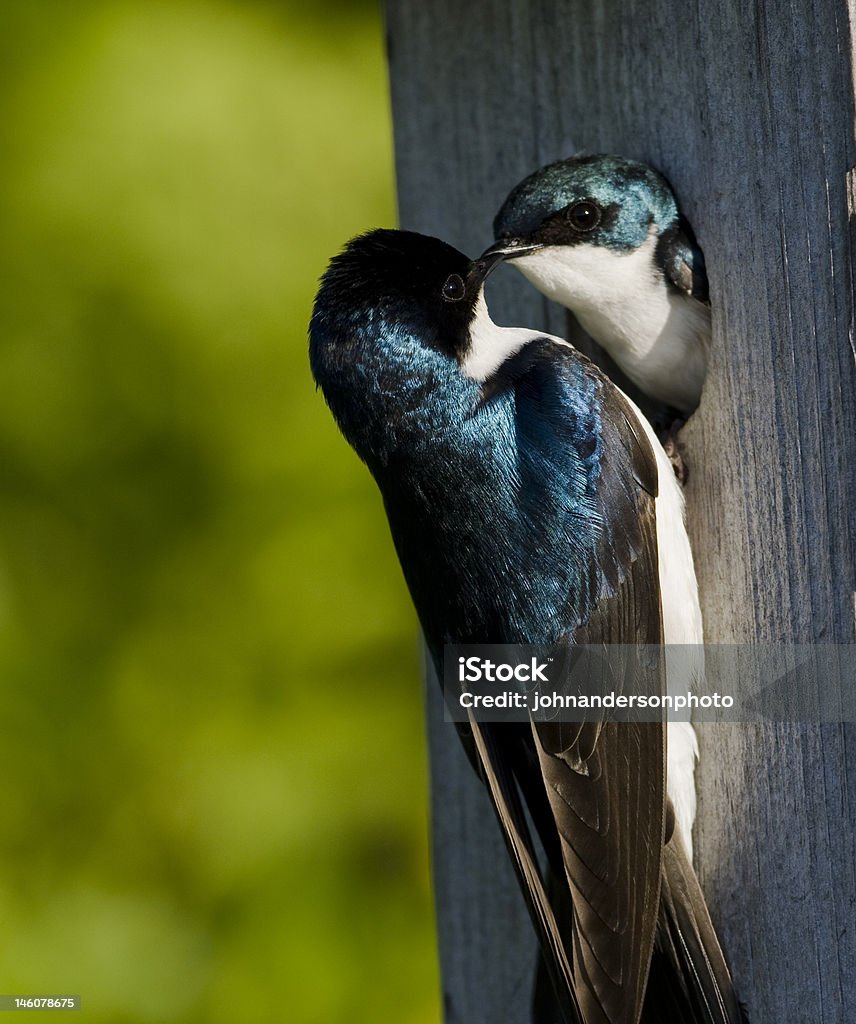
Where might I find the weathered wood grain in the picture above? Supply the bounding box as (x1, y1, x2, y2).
(386, 2, 856, 1019)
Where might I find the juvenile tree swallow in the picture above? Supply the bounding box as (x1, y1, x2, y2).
(309, 229, 742, 1024)
(490, 155, 710, 415)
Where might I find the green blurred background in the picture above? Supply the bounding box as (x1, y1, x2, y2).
(0, 2, 439, 1021)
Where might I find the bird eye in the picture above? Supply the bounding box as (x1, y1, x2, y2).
(566, 200, 601, 233)
(441, 273, 466, 302)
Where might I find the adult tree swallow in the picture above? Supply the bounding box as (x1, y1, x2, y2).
(490, 154, 709, 415)
(309, 229, 742, 1024)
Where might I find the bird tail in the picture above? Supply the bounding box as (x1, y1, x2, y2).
(642, 834, 746, 1023)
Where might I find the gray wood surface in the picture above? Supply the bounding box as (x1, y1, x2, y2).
(386, 2, 856, 1020)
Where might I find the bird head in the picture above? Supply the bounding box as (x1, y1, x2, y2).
(309, 229, 515, 470)
(487, 154, 708, 310)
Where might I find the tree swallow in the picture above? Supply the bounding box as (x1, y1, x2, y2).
(309, 229, 742, 1024)
(490, 154, 710, 415)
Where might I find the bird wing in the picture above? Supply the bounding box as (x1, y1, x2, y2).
(656, 215, 710, 303)
(478, 340, 667, 1024)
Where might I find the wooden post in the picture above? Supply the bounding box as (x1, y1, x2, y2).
(386, 3, 856, 1020)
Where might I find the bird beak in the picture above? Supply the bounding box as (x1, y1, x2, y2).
(477, 238, 546, 264)
(469, 239, 545, 286)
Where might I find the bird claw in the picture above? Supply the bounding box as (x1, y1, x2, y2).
(659, 420, 689, 486)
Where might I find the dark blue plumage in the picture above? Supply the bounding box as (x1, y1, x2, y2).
(309, 231, 643, 659)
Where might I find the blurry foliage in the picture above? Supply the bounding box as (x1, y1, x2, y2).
(0, 2, 439, 1021)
